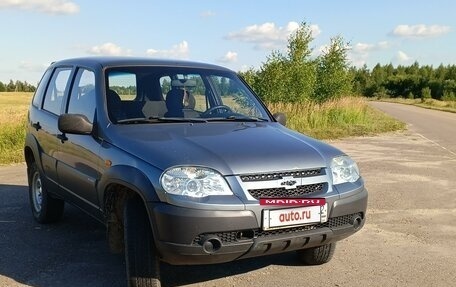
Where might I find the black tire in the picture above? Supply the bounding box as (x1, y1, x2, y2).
(297, 243, 336, 265)
(28, 162, 64, 223)
(124, 197, 161, 287)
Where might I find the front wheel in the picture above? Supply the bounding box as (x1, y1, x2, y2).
(124, 197, 161, 287)
(296, 243, 336, 265)
(28, 162, 64, 223)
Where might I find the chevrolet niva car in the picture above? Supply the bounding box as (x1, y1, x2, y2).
(25, 57, 367, 287)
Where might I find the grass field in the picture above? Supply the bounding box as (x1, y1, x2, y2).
(0, 92, 32, 165)
(0, 92, 404, 165)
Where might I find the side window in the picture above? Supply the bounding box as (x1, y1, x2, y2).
(68, 69, 96, 122)
(108, 72, 137, 101)
(43, 67, 72, 115)
(32, 68, 53, 108)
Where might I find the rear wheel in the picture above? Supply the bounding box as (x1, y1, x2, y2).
(124, 197, 161, 287)
(28, 162, 64, 223)
(297, 243, 336, 265)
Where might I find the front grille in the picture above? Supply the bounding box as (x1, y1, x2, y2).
(192, 213, 361, 245)
(240, 169, 323, 182)
(248, 183, 326, 200)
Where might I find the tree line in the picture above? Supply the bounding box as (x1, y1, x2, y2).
(0, 80, 36, 92)
(350, 62, 456, 101)
(240, 22, 456, 103)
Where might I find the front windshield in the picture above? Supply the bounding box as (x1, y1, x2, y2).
(105, 66, 271, 123)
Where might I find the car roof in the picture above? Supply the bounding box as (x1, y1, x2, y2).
(51, 56, 233, 72)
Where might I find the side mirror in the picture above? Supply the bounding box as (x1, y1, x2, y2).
(58, 114, 93, 135)
(273, 112, 287, 126)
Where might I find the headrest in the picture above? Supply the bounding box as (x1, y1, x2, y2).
(171, 79, 196, 88)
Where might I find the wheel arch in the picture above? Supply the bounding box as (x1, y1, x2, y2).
(24, 133, 42, 172)
(98, 165, 160, 253)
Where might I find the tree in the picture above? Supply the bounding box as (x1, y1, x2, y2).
(0, 81, 5, 92)
(314, 36, 352, 102)
(253, 22, 316, 103)
(6, 80, 15, 92)
(350, 65, 370, 96)
(421, 87, 432, 102)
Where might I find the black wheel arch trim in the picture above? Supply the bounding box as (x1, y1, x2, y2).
(98, 165, 160, 211)
(24, 133, 44, 173)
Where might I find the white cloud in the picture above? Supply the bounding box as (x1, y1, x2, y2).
(226, 21, 321, 50)
(0, 0, 79, 15)
(218, 51, 238, 63)
(348, 41, 390, 67)
(87, 43, 132, 56)
(200, 10, 215, 18)
(146, 41, 189, 59)
(392, 24, 450, 38)
(396, 50, 411, 63)
(352, 41, 390, 54)
(239, 65, 250, 73)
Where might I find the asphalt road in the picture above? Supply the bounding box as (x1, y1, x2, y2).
(1, 102, 456, 287)
(370, 101, 456, 155)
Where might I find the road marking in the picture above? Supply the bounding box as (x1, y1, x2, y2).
(415, 132, 456, 158)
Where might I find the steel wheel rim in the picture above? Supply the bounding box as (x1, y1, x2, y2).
(32, 172, 43, 213)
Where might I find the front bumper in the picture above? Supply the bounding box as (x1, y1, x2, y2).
(149, 187, 367, 265)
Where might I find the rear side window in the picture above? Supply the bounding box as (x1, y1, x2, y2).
(68, 69, 96, 122)
(43, 67, 72, 115)
(32, 68, 53, 108)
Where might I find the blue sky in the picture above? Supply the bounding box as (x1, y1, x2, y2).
(1, 0, 455, 84)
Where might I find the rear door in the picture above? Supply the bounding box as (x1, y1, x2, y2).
(30, 66, 73, 186)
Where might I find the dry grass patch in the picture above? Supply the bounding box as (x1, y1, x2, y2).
(268, 97, 405, 139)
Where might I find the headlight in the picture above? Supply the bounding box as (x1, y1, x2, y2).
(331, 156, 360, 185)
(160, 166, 233, 198)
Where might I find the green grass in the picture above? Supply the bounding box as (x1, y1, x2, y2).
(374, 97, 456, 113)
(0, 93, 405, 165)
(0, 92, 33, 165)
(267, 97, 405, 139)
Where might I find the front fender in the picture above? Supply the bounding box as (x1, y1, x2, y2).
(97, 165, 160, 209)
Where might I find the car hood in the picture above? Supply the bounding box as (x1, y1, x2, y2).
(107, 122, 343, 175)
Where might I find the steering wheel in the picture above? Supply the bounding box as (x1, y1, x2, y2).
(201, 105, 233, 117)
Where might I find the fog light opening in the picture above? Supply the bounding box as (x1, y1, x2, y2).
(236, 229, 255, 241)
(201, 236, 222, 254)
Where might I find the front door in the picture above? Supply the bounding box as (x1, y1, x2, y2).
(55, 68, 103, 213)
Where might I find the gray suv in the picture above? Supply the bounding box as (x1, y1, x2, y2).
(25, 57, 367, 287)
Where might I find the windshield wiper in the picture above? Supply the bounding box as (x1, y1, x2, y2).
(117, 118, 157, 124)
(149, 116, 208, 123)
(117, 117, 208, 124)
(206, 116, 269, 122)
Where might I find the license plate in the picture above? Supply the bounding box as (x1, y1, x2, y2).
(262, 204, 328, 230)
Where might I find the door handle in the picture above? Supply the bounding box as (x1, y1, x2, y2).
(57, 134, 68, 143)
(32, 122, 41, 131)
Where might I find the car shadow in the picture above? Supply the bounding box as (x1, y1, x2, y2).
(161, 252, 301, 287)
(0, 183, 303, 287)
